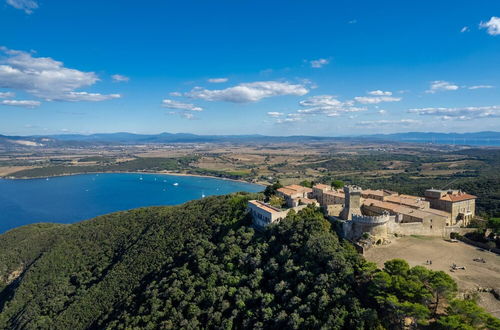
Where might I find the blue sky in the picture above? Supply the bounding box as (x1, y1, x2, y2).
(1, 0, 499, 136)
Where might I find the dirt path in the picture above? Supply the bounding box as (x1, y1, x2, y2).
(365, 236, 500, 318)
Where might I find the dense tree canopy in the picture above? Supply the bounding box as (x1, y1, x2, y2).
(0, 193, 497, 329)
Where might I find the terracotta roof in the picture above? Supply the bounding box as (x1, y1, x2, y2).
(277, 187, 299, 196)
(324, 190, 345, 198)
(362, 189, 396, 198)
(313, 184, 331, 190)
(384, 195, 428, 209)
(440, 193, 476, 202)
(362, 198, 437, 220)
(248, 200, 283, 214)
(286, 184, 313, 193)
(399, 194, 422, 200)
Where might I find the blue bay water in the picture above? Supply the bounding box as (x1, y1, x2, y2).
(0, 173, 263, 234)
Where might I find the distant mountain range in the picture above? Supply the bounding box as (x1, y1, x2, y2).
(360, 131, 500, 146)
(1, 131, 499, 148)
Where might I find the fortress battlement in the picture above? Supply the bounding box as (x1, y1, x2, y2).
(352, 213, 392, 224)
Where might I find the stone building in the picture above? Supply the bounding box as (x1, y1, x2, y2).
(277, 185, 316, 208)
(248, 183, 476, 241)
(247, 200, 308, 228)
(424, 189, 476, 225)
(277, 184, 319, 207)
(247, 200, 290, 228)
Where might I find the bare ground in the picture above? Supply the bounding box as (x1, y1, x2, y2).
(364, 236, 500, 318)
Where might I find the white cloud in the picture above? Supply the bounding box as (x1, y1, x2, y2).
(267, 111, 284, 117)
(112, 74, 129, 82)
(425, 80, 459, 93)
(6, 0, 38, 14)
(354, 96, 401, 104)
(348, 19, 357, 24)
(169, 92, 182, 97)
(368, 90, 392, 96)
(310, 58, 330, 68)
(378, 109, 387, 115)
(297, 95, 366, 117)
(180, 112, 195, 120)
(468, 85, 494, 90)
(162, 99, 203, 111)
(0, 91, 15, 98)
(461, 26, 469, 33)
(0, 47, 120, 102)
(356, 119, 421, 127)
(276, 114, 304, 124)
(480, 17, 500, 36)
(207, 78, 228, 83)
(408, 105, 500, 120)
(185, 81, 309, 103)
(1, 99, 40, 108)
(60, 92, 121, 102)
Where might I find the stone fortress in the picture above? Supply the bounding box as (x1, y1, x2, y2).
(248, 183, 477, 243)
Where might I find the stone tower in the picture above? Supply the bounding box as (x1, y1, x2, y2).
(340, 185, 363, 220)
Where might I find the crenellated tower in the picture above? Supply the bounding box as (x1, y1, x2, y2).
(339, 185, 363, 220)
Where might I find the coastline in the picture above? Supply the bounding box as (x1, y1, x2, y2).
(1, 170, 267, 187)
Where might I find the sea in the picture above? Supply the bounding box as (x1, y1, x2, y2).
(0, 173, 263, 234)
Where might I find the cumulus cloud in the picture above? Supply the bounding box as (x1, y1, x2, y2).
(310, 58, 329, 68)
(356, 119, 421, 127)
(0, 47, 121, 102)
(468, 85, 494, 90)
(480, 17, 500, 36)
(0, 91, 15, 98)
(161, 99, 203, 111)
(425, 80, 459, 93)
(207, 78, 228, 83)
(353, 90, 401, 104)
(112, 74, 130, 82)
(297, 95, 366, 117)
(0, 99, 40, 108)
(185, 81, 309, 103)
(60, 92, 121, 102)
(354, 96, 401, 104)
(408, 105, 500, 120)
(368, 90, 392, 96)
(267, 112, 284, 117)
(6, 0, 38, 14)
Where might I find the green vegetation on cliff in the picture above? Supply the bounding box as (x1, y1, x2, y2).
(0, 194, 498, 329)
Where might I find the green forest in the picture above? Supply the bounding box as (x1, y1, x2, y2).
(0, 194, 498, 329)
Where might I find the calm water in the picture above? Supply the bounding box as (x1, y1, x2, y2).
(0, 173, 263, 234)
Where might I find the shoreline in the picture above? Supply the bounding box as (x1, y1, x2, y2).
(1, 170, 267, 187)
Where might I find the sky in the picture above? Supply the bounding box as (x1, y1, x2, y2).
(1, 0, 500, 136)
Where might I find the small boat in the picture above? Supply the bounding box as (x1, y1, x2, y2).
(173, 183, 179, 186)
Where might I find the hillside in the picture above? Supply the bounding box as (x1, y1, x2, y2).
(0, 194, 498, 329)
